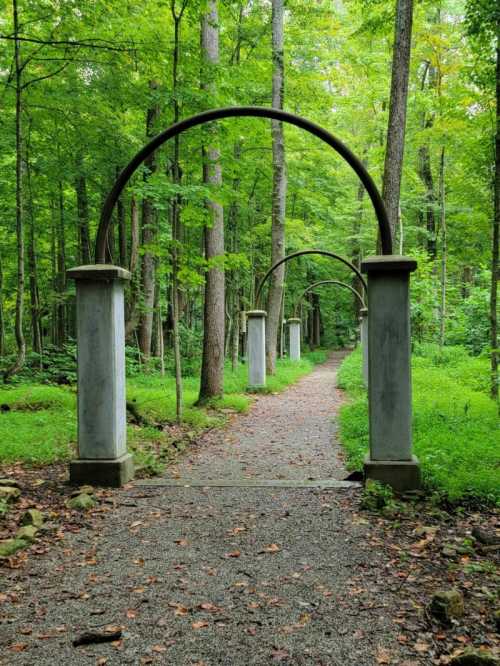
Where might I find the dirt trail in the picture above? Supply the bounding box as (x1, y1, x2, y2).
(0, 353, 423, 665)
(167, 350, 348, 482)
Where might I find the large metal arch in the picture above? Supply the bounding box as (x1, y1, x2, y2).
(255, 249, 367, 308)
(95, 106, 393, 262)
(294, 279, 366, 317)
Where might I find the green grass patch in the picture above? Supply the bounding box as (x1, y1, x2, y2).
(337, 347, 500, 504)
(0, 350, 327, 467)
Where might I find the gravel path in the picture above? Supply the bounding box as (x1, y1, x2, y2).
(0, 353, 419, 665)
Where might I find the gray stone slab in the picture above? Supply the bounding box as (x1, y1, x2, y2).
(134, 478, 359, 488)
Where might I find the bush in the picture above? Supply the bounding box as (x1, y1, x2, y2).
(338, 346, 499, 504)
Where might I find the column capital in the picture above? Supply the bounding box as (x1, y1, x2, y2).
(67, 264, 131, 282)
(246, 309, 267, 318)
(359, 308, 368, 317)
(361, 255, 417, 274)
(287, 318, 301, 324)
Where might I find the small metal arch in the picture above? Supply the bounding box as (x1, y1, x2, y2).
(294, 279, 366, 317)
(255, 250, 367, 309)
(95, 106, 392, 262)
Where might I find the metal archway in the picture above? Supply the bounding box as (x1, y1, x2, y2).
(293, 279, 366, 317)
(255, 249, 367, 309)
(95, 106, 393, 262)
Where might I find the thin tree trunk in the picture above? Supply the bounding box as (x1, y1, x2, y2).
(352, 161, 366, 319)
(56, 180, 66, 346)
(117, 167, 127, 267)
(26, 152, 42, 358)
(4, 0, 26, 381)
(138, 80, 160, 358)
(439, 148, 447, 347)
(170, 0, 188, 420)
(491, 25, 499, 403)
(125, 197, 141, 339)
(381, 0, 414, 245)
(266, 0, 287, 374)
(198, 0, 225, 403)
(74, 153, 92, 265)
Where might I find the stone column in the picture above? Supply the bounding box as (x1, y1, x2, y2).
(287, 318, 301, 361)
(361, 256, 421, 491)
(247, 310, 266, 389)
(359, 308, 368, 387)
(67, 265, 134, 487)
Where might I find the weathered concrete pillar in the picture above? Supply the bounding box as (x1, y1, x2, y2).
(67, 265, 134, 487)
(359, 307, 368, 387)
(247, 310, 266, 389)
(361, 256, 421, 491)
(287, 318, 301, 361)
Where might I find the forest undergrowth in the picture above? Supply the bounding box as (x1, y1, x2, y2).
(337, 346, 499, 504)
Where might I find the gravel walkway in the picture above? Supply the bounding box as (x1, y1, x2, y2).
(0, 353, 419, 665)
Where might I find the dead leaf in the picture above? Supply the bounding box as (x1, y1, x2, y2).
(225, 550, 241, 558)
(192, 621, 209, 629)
(262, 544, 281, 553)
(174, 539, 188, 546)
(376, 646, 392, 664)
(152, 645, 167, 653)
(9, 643, 28, 652)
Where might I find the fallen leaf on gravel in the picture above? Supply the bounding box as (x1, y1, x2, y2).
(129, 521, 143, 529)
(262, 544, 280, 553)
(126, 609, 137, 619)
(198, 603, 220, 612)
(376, 646, 392, 663)
(174, 538, 188, 546)
(169, 603, 189, 616)
(192, 620, 209, 629)
(152, 645, 167, 653)
(96, 658, 108, 665)
(225, 550, 241, 558)
(414, 641, 430, 653)
(8, 643, 28, 652)
(271, 648, 290, 661)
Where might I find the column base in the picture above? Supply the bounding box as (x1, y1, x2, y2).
(364, 454, 421, 492)
(69, 453, 134, 488)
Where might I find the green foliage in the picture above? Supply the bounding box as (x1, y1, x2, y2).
(360, 480, 395, 512)
(338, 348, 500, 504)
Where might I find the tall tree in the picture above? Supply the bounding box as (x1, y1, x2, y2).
(198, 0, 225, 403)
(466, 0, 499, 403)
(138, 80, 160, 358)
(4, 0, 26, 381)
(381, 0, 414, 246)
(266, 0, 287, 374)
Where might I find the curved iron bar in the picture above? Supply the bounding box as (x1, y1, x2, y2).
(95, 106, 392, 262)
(293, 279, 366, 317)
(255, 250, 367, 309)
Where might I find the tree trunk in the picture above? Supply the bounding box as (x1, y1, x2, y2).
(439, 148, 447, 347)
(117, 168, 127, 267)
(198, 0, 225, 403)
(381, 0, 414, 245)
(138, 80, 160, 358)
(125, 195, 141, 339)
(4, 0, 26, 381)
(170, 0, 188, 421)
(74, 153, 92, 265)
(491, 25, 499, 403)
(417, 61, 438, 260)
(266, 0, 287, 374)
(352, 159, 366, 319)
(26, 153, 42, 358)
(312, 293, 321, 348)
(56, 180, 67, 346)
